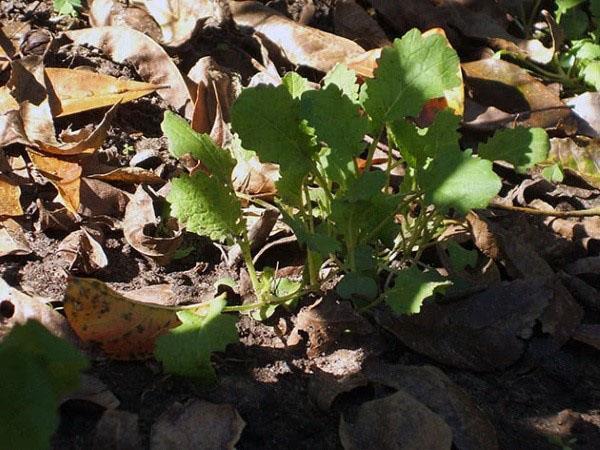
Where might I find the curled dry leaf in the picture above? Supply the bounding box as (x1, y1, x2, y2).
(123, 185, 182, 265)
(232, 157, 278, 200)
(78, 178, 130, 218)
(150, 400, 245, 450)
(231, 1, 364, 73)
(339, 389, 453, 450)
(64, 26, 194, 119)
(57, 229, 109, 275)
(0, 174, 23, 217)
(462, 58, 575, 131)
(35, 200, 78, 232)
(63, 277, 182, 360)
(0, 219, 31, 256)
(45, 68, 161, 117)
(0, 277, 76, 342)
(87, 166, 164, 185)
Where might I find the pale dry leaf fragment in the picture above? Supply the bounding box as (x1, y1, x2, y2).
(0, 219, 31, 256)
(150, 400, 245, 450)
(0, 174, 23, 217)
(64, 26, 194, 119)
(0, 277, 76, 342)
(231, 0, 364, 73)
(339, 389, 453, 450)
(57, 228, 109, 275)
(141, 0, 218, 47)
(565, 92, 600, 138)
(232, 157, 279, 200)
(123, 185, 182, 265)
(89, 0, 163, 42)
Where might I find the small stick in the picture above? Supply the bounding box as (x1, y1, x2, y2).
(489, 201, 600, 218)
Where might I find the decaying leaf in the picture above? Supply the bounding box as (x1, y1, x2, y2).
(45, 67, 161, 117)
(77, 178, 130, 218)
(0, 174, 23, 217)
(63, 277, 181, 360)
(232, 157, 278, 200)
(339, 389, 453, 450)
(57, 228, 108, 275)
(0, 219, 31, 256)
(89, 0, 163, 42)
(62, 374, 120, 410)
(548, 137, 600, 189)
(231, 1, 364, 73)
(150, 400, 245, 450)
(0, 277, 75, 342)
(64, 26, 194, 118)
(333, 0, 390, 50)
(123, 185, 182, 265)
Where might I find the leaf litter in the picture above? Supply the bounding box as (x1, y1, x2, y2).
(1, 1, 600, 449)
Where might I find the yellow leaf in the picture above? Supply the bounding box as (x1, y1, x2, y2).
(0, 175, 23, 217)
(45, 67, 161, 117)
(63, 277, 183, 360)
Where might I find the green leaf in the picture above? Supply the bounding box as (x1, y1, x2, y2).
(345, 170, 386, 202)
(167, 172, 244, 242)
(323, 64, 360, 102)
(447, 241, 478, 272)
(389, 110, 461, 169)
(548, 137, 600, 188)
(420, 149, 502, 215)
(300, 85, 369, 186)
(385, 266, 450, 315)
(560, 6, 589, 40)
(336, 272, 379, 301)
(478, 127, 549, 173)
(360, 29, 461, 126)
(0, 320, 88, 450)
(555, 0, 586, 18)
(541, 163, 565, 183)
(53, 0, 81, 16)
(231, 84, 316, 204)
(591, 0, 600, 19)
(154, 296, 238, 382)
(575, 42, 600, 60)
(161, 111, 236, 184)
(282, 72, 310, 99)
(582, 60, 600, 90)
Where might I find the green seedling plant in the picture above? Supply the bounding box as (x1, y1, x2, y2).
(163, 29, 549, 342)
(53, 0, 82, 17)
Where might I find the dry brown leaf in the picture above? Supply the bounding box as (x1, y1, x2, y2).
(0, 85, 18, 112)
(232, 157, 278, 200)
(123, 185, 182, 265)
(64, 26, 194, 119)
(35, 200, 78, 232)
(89, 0, 163, 42)
(78, 178, 130, 218)
(28, 150, 83, 214)
(63, 374, 120, 410)
(57, 229, 109, 275)
(150, 400, 245, 450)
(0, 174, 23, 217)
(334, 0, 390, 50)
(565, 92, 600, 138)
(0, 219, 31, 257)
(45, 67, 161, 117)
(63, 277, 182, 360)
(0, 277, 76, 342)
(462, 58, 576, 131)
(87, 166, 164, 185)
(231, 0, 364, 73)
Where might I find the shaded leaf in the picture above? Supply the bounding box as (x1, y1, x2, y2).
(0, 219, 31, 256)
(154, 296, 238, 382)
(336, 273, 379, 301)
(385, 266, 450, 315)
(548, 137, 600, 188)
(478, 127, 549, 173)
(63, 277, 181, 360)
(57, 229, 108, 275)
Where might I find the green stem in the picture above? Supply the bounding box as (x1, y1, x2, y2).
(239, 234, 264, 302)
(364, 127, 384, 171)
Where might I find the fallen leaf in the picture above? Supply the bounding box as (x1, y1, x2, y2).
(87, 166, 164, 185)
(63, 277, 181, 360)
(93, 410, 142, 450)
(62, 374, 120, 410)
(57, 229, 108, 275)
(64, 26, 194, 119)
(232, 157, 278, 200)
(364, 363, 499, 450)
(77, 178, 130, 218)
(123, 185, 182, 265)
(231, 1, 364, 73)
(333, 0, 390, 50)
(0, 174, 23, 217)
(565, 92, 600, 138)
(0, 219, 31, 256)
(0, 277, 76, 342)
(89, 0, 163, 42)
(462, 58, 576, 131)
(375, 277, 581, 371)
(45, 67, 161, 117)
(565, 256, 600, 275)
(548, 137, 600, 189)
(339, 389, 452, 450)
(150, 400, 245, 450)
(572, 324, 600, 351)
(35, 200, 78, 233)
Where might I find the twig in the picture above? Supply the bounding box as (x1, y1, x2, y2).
(489, 201, 600, 218)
